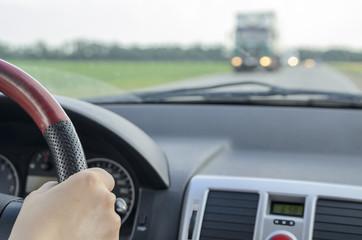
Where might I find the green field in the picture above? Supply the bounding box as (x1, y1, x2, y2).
(329, 62, 362, 90)
(329, 62, 362, 75)
(9, 60, 230, 98)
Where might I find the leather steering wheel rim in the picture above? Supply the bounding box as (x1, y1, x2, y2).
(0, 59, 87, 182)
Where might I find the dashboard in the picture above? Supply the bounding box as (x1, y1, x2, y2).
(2, 95, 362, 239)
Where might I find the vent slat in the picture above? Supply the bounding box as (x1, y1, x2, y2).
(202, 221, 255, 232)
(205, 205, 258, 216)
(207, 198, 259, 208)
(201, 229, 254, 240)
(200, 191, 259, 240)
(313, 230, 362, 240)
(314, 222, 362, 235)
(316, 206, 362, 218)
(315, 214, 362, 227)
(313, 199, 362, 240)
(208, 191, 259, 201)
(204, 213, 256, 224)
(317, 200, 362, 210)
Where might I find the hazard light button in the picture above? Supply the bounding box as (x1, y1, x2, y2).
(269, 234, 292, 240)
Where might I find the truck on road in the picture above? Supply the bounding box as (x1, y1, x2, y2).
(231, 12, 280, 71)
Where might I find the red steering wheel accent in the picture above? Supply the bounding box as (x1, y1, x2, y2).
(0, 59, 87, 182)
(0, 59, 69, 134)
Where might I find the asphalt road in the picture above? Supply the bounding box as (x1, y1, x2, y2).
(154, 64, 361, 94)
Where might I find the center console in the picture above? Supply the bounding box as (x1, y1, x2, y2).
(179, 176, 362, 240)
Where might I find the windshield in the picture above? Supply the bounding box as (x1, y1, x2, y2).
(1, 0, 362, 102)
(236, 29, 269, 46)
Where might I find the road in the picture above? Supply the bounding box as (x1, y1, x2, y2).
(152, 64, 361, 94)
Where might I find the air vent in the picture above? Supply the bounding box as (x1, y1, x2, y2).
(313, 199, 362, 240)
(199, 191, 259, 240)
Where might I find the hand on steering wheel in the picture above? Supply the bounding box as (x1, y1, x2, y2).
(10, 168, 121, 240)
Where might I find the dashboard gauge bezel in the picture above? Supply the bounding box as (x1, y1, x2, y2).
(87, 158, 136, 223)
(0, 154, 20, 196)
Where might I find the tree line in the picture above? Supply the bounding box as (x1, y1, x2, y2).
(0, 40, 226, 61)
(299, 49, 362, 62)
(0, 40, 362, 62)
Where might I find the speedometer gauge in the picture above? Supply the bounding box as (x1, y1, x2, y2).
(0, 154, 19, 195)
(87, 158, 135, 223)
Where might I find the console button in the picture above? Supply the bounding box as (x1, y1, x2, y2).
(274, 219, 280, 224)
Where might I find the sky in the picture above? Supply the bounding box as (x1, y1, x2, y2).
(1, 0, 362, 50)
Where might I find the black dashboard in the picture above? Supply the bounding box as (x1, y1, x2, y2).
(0, 101, 140, 235)
(2, 95, 362, 239)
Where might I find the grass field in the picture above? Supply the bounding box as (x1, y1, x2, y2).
(329, 62, 362, 90)
(9, 60, 230, 98)
(328, 62, 362, 75)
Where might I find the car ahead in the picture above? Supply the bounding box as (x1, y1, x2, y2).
(1, 1, 362, 240)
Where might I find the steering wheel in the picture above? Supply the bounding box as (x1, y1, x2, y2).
(0, 59, 87, 238)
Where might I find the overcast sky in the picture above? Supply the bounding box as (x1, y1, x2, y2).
(1, 0, 361, 50)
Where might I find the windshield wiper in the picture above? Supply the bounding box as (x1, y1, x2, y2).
(89, 81, 362, 107)
(135, 81, 362, 104)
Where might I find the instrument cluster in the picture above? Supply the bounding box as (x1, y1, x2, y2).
(0, 149, 136, 224)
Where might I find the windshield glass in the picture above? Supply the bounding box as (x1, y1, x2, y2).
(237, 29, 269, 46)
(1, 0, 362, 101)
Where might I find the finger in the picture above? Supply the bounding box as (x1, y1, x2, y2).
(36, 181, 58, 193)
(84, 168, 115, 191)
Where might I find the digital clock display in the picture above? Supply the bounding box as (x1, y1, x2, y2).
(271, 202, 304, 217)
